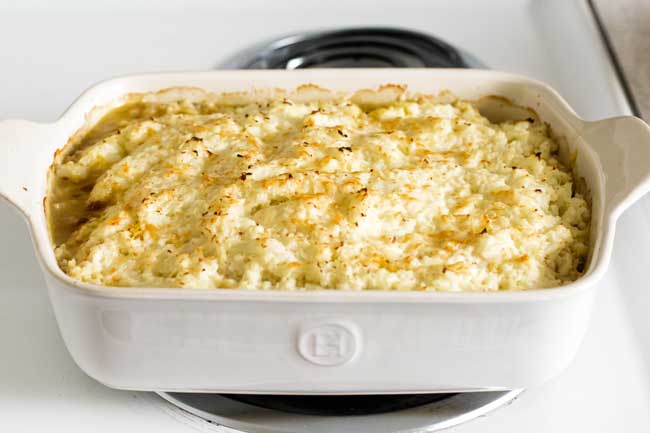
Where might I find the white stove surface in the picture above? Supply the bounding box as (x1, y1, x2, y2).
(1, 1, 649, 432)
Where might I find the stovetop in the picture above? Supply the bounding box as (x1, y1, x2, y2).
(1, 1, 649, 432)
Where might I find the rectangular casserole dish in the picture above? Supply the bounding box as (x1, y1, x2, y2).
(1, 69, 650, 394)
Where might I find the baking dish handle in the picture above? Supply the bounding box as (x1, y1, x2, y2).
(0, 119, 58, 217)
(583, 116, 650, 219)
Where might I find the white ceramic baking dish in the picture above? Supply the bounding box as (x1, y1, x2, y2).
(1, 69, 650, 395)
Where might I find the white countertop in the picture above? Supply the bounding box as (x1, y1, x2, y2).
(594, 0, 650, 119)
(1, 1, 649, 432)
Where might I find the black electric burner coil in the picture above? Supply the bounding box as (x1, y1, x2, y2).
(214, 27, 484, 417)
(222, 27, 485, 69)
(221, 393, 456, 416)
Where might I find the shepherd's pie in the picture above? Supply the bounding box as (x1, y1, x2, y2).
(47, 86, 590, 291)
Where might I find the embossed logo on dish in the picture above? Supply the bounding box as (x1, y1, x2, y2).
(298, 321, 361, 366)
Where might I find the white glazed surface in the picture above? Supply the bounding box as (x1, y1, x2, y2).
(1, 69, 650, 393)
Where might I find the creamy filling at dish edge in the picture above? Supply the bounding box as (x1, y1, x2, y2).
(47, 89, 590, 291)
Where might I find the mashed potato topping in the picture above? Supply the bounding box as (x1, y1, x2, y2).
(48, 87, 590, 291)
